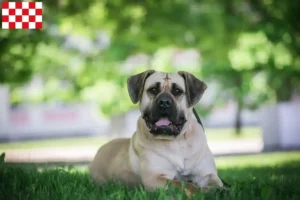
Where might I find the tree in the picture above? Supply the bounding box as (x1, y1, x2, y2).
(0, 0, 103, 85)
(0, 29, 48, 84)
(4, 0, 299, 129)
(248, 0, 300, 102)
(102, 0, 260, 134)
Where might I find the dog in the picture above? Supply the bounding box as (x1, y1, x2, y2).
(89, 70, 223, 196)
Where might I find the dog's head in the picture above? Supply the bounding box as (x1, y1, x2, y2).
(127, 70, 207, 139)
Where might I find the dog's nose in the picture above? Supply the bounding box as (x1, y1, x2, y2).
(159, 97, 172, 108)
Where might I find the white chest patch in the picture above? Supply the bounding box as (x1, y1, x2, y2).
(158, 138, 199, 179)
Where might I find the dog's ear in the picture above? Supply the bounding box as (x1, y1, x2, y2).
(178, 71, 207, 107)
(127, 70, 155, 104)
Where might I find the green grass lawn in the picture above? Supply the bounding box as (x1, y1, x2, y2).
(0, 126, 261, 150)
(1, 151, 299, 200)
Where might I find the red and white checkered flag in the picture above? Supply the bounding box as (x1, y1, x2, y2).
(1, 1, 43, 29)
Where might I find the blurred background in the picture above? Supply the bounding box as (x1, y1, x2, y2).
(0, 0, 299, 164)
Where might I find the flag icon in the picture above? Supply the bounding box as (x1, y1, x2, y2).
(1, 1, 43, 29)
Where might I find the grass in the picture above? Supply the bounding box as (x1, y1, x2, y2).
(205, 126, 261, 141)
(0, 136, 109, 150)
(0, 126, 261, 150)
(1, 151, 300, 200)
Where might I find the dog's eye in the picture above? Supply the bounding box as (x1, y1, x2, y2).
(148, 88, 159, 95)
(173, 88, 183, 96)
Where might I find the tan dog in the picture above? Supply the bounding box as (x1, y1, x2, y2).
(89, 70, 223, 196)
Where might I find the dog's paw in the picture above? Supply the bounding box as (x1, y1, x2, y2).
(184, 188, 192, 197)
(184, 183, 199, 197)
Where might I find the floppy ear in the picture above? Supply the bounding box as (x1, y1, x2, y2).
(178, 71, 207, 107)
(127, 70, 155, 104)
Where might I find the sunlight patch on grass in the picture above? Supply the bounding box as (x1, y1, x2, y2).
(215, 151, 300, 168)
(0, 127, 261, 150)
(206, 126, 261, 141)
(0, 136, 109, 150)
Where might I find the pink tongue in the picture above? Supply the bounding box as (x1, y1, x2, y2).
(155, 118, 172, 126)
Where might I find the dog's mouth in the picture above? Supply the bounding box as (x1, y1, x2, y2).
(143, 116, 186, 136)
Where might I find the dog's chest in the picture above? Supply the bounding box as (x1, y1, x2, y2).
(163, 140, 198, 176)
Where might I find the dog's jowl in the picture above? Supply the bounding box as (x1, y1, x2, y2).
(89, 70, 223, 196)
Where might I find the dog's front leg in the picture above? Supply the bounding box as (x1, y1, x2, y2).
(140, 157, 199, 197)
(143, 174, 199, 197)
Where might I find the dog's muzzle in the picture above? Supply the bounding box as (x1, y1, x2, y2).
(143, 93, 187, 136)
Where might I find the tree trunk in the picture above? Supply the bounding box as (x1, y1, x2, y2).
(275, 75, 293, 102)
(235, 98, 243, 136)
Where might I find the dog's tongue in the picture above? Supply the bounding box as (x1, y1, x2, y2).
(155, 118, 171, 126)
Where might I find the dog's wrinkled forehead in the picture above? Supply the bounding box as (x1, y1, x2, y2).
(144, 72, 185, 90)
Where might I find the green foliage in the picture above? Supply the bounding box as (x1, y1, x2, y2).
(0, 29, 48, 84)
(248, 0, 300, 101)
(2, 0, 300, 117)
